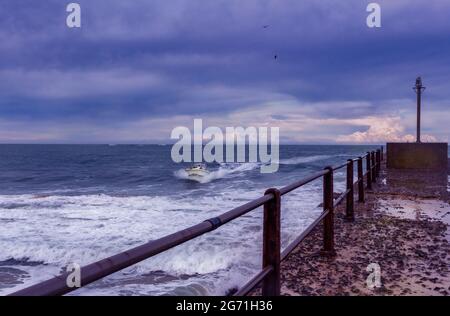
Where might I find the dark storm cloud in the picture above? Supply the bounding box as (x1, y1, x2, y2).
(0, 0, 449, 142)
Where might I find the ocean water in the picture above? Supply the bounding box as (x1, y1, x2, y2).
(0, 144, 379, 296)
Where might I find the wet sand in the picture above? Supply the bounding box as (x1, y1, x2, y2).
(277, 162, 450, 296)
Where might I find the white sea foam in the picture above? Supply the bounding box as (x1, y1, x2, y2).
(0, 185, 323, 296)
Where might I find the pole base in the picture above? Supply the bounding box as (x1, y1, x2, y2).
(344, 216, 355, 222)
(319, 249, 337, 258)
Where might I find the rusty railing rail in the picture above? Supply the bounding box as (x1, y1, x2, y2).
(10, 147, 384, 296)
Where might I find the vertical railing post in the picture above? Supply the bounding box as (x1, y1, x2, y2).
(345, 159, 354, 221)
(357, 157, 365, 203)
(381, 146, 384, 161)
(371, 151, 376, 182)
(366, 152, 372, 189)
(262, 188, 281, 296)
(322, 167, 335, 255)
(376, 150, 381, 177)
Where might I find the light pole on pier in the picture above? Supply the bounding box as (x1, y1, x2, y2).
(413, 77, 426, 143)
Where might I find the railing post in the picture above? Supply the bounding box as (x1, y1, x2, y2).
(366, 152, 372, 189)
(371, 151, 376, 182)
(262, 188, 281, 296)
(345, 159, 354, 221)
(380, 146, 384, 161)
(376, 150, 381, 177)
(357, 157, 365, 203)
(322, 167, 335, 255)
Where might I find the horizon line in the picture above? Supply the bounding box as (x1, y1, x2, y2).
(0, 142, 386, 146)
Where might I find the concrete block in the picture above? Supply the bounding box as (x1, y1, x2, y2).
(387, 143, 448, 170)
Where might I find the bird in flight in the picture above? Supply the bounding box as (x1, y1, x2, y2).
(261, 25, 276, 60)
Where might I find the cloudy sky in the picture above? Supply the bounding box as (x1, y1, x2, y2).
(0, 0, 449, 144)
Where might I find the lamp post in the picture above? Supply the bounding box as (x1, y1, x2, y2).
(413, 77, 426, 143)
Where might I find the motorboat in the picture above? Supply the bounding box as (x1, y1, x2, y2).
(185, 164, 209, 178)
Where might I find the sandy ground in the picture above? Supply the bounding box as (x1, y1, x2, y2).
(274, 163, 450, 296)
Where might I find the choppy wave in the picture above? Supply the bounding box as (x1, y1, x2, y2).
(277, 153, 354, 165)
(0, 188, 322, 295)
(278, 155, 332, 165)
(0, 145, 368, 295)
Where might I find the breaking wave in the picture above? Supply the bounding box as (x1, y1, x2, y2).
(0, 188, 322, 295)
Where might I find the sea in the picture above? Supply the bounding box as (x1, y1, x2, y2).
(0, 144, 382, 295)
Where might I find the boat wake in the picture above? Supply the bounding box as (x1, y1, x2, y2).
(175, 163, 259, 184)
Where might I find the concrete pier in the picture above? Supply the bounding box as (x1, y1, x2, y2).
(276, 160, 450, 296)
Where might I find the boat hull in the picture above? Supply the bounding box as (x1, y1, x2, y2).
(185, 169, 209, 178)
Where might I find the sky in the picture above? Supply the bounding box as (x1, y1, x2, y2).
(0, 0, 449, 144)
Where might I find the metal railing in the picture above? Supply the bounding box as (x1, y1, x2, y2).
(10, 147, 384, 296)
